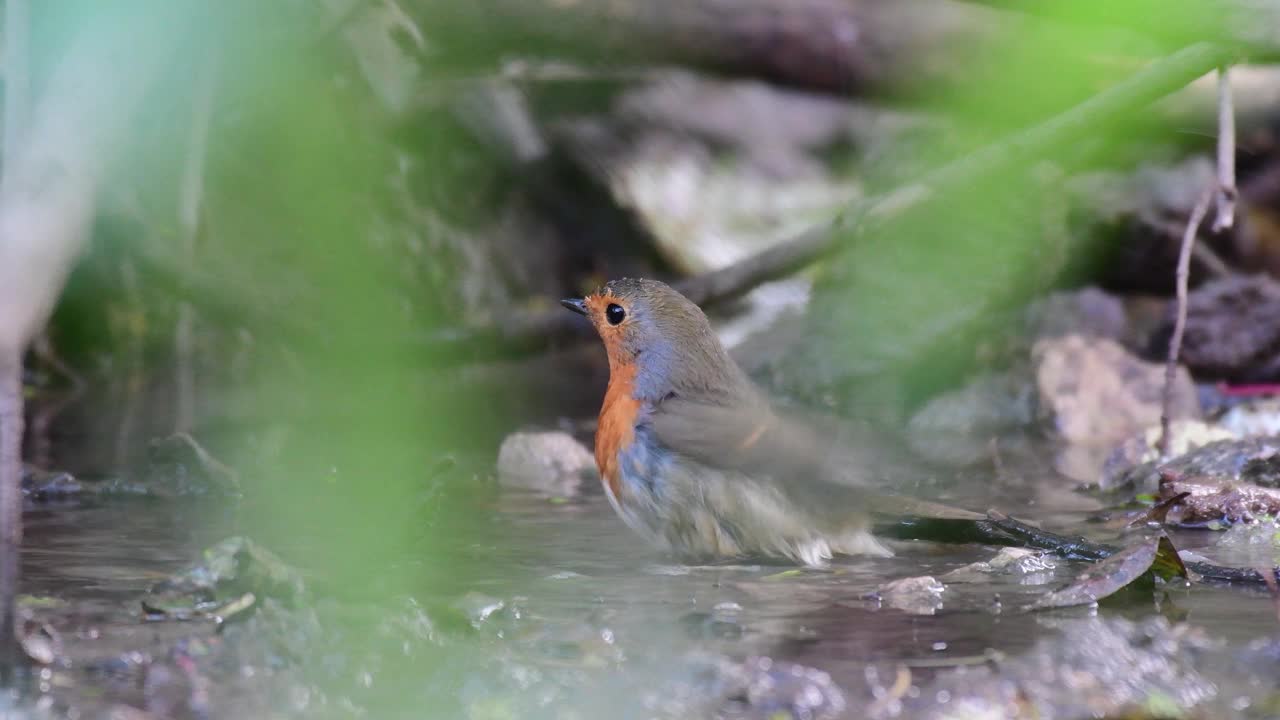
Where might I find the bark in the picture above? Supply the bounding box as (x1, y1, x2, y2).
(0, 1, 195, 674)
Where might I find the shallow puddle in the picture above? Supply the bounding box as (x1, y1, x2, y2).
(7, 480, 1280, 718)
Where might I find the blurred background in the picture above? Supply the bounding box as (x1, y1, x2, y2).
(7, 0, 1280, 718)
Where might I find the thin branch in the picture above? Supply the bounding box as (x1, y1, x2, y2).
(0, 4, 195, 674)
(1158, 188, 1213, 459)
(0, 358, 19, 677)
(0, 0, 29, 678)
(1213, 64, 1237, 231)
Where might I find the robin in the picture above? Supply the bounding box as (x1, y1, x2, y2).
(562, 277, 897, 566)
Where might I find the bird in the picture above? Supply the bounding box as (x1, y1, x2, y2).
(561, 277, 902, 566)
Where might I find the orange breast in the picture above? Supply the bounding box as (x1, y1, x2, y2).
(595, 361, 641, 501)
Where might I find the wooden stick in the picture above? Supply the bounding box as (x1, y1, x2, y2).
(0, 0, 30, 677)
(0, 3, 195, 675)
(1158, 188, 1213, 458)
(1213, 65, 1237, 231)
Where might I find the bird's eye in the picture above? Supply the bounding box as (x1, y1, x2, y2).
(605, 303, 626, 325)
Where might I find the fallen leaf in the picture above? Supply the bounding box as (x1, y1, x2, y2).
(1031, 536, 1184, 610)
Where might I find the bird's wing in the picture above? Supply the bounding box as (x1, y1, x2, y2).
(650, 395, 985, 529)
(649, 395, 816, 476)
(650, 395, 905, 502)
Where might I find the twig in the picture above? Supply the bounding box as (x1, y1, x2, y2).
(0, 358, 20, 677)
(425, 42, 1233, 361)
(1213, 65, 1237, 231)
(1158, 188, 1213, 459)
(174, 49, 218, 434)
(675, 226, 832, 307)
(0, 0, 29, 678)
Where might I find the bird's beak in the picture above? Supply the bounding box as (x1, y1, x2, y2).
(560, 297, 588, 316)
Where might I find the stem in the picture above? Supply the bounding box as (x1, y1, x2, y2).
(1213, 64, 1237, 231)
(0, 355, 21, 678)
(1158, 188, 1213, 459)
(0, 0, 29, 679)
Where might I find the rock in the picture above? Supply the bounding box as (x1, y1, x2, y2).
(559, 73, 917, 352)
(17, 612, 61, 665)
(145, 432, 241, 496)
(870, 576, 945, 615)
(1067, 157, 1227, 295)
(1112, 434, 1280, 495)
(1034, 335, 1200, 445)
(1102, 398, 1280, 490)
(1024, 287, 1127, 344)
(1217, 398, 1280, 438)
(452, 592, 512, 629)
(1101, 420, 1239, 490)
(143, 537, 307, 620)
(1149, 274, 1280, 383)
(1159, 470, 1280, 526)
(906, 288, 1144, 468)
(943, 547, 1056, 582)
(907, 371, 1034, 465)
(1033, 335, 1200, 481)
(21, 465, 83, 499)
(1210, 518, 1280, 568)
(496, 431, 596, 496)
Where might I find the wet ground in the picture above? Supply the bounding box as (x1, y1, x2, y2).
(6, 473, 1280, 719)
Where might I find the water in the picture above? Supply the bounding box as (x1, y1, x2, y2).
(10, 483, 1280, 718)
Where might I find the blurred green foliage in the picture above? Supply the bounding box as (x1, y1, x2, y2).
(24, 0, 1242, 715)
(786, 4, 1221, 418)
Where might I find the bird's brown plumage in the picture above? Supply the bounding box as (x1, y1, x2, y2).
(567, 278, 904, 564)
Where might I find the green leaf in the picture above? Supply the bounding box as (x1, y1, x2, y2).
(1150, 535, 1189, 583)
